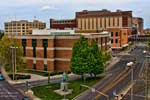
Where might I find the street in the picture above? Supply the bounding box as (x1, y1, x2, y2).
(75, 45, 146, 100)
(0, 81, 24, 100)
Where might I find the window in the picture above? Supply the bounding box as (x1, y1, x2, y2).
(44, 64, 47, 71)
(32, 39, 37, 47)
(43, 39, 48, 58)
(33, 47, 36, 57)
(43, 39, 48, 47)
(44, 47, 47, 58)
(22, 39, 26, 56)
(111, 39, 113, 43)
(22, 39, 26, 46)
(116, 32, 118, 37)
(111, 32, 113, 37)
(115, 39, 118, 43)
(33, 64, 36, 70)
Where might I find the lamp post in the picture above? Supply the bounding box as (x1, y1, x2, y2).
(144, 56, 150, 100)
(80, 84, 109, 100)
(126, 61, 134, 100)
(10, 46, 18, 80)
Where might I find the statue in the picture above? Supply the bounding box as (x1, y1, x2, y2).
(61, 72, 68, 92)
(62, 72, 68, 82)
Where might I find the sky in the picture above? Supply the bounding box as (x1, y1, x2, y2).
(0, 0, 149, 29)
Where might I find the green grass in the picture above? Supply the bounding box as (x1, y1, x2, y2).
(32, 77, 103, 100)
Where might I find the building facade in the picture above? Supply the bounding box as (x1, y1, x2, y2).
(5, 20, 46, 35)
(50, 19, 76, 30)
(50, 9, 136, 49)
(132, 17, 144, 35)
(14, 30, 111, 72)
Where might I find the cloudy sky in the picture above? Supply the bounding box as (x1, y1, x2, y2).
(0, 0, 149, 29)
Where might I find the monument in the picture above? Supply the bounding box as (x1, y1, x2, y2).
(54, 72, 73, 99)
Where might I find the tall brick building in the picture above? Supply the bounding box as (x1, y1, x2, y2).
(14, 30, 111, 72)
(50, 9, 143, 49)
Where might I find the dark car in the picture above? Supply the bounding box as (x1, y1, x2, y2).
(0, 73, 4, 81)
(22, 97, 31, 100)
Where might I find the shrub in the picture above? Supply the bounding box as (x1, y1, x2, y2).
(8, 74, 31, 80)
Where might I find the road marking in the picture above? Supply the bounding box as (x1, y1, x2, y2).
(95, 68, 132, 99)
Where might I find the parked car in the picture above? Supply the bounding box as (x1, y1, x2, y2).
(22, 97, 31, 100)
(0, 73, 4, 81)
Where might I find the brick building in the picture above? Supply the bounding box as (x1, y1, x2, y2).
(5, 20, 46, 35)
(14, 30, 111, 72)
(132, 17, 144, 34)
(50, 9, 137, 49)
(50, 19, 76, 30)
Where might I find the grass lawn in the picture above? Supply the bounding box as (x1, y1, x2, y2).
(32, 76, 103, 100)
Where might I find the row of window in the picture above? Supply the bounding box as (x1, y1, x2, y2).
(111, 32, 119, 37)
(79, 17, 121, 30)
(22, 39, 48, 57)
(111, 39, 118, 43)
(22, 39, 48, 47)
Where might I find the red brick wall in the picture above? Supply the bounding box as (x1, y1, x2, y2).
(47, 50, 54, 58)
(36, 49, 44, 58)
(47, 61, 54, 72)
(36, 60, 44, 70)
(37, 39, 42, 47)
(48, 39, 54, 47)
(55, 50, 72, 59)
(55, 61, 71, 72)
(26, 59, 33, 69)
(55, 39, 78, 47)
(26, 49, 33, 57)
(26, 39, 32, 47)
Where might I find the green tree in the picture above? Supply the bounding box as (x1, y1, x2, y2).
(71, 37, 105, 79)
(71, 36, 89, 79)
(146, 41, 150, 51)
(88, 39, 104, 77)
(0, 35, 24, 72)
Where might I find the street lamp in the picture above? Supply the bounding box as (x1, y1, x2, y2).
(144, 56, 150, 100)
(80, 84, 109, 100)
(126, 61, 134, 100)
(10, 46, 18, 80)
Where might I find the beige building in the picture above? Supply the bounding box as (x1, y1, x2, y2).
(4, 20, 46, 35)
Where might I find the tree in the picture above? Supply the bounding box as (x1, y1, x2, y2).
(88, 39, 104, 77)
(71, 36, 89, 79)
(0, 35, 24, 72)
(71, 36, 105, 79)
(146, 41, 150, 51)
(0, 30, 4, 39)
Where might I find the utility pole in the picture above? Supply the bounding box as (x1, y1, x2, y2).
(10, 46, 18, 80)
(144, 56, 150, 100)
(127, 62, 134, 100)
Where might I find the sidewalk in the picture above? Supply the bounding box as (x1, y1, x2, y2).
(1, 67, 78, 85)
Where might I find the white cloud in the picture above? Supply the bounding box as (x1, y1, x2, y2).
(0, 0, 138, 7)
(40, 5, 57, 11)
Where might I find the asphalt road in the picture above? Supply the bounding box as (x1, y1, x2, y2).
(75, 45, 146, 100)
(0, 81, 24, 100)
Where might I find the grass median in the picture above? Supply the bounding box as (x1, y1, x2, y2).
(31, 76, 103, 100)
